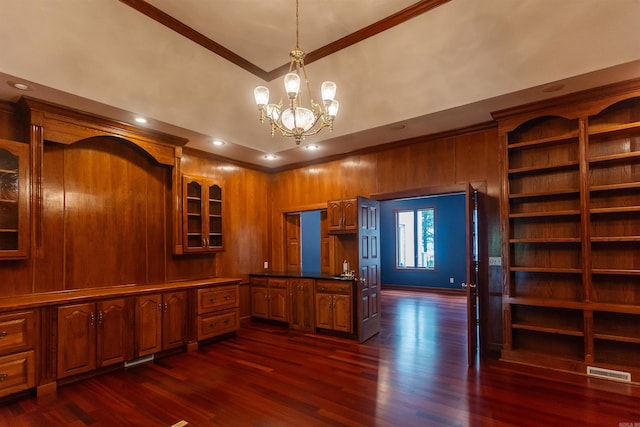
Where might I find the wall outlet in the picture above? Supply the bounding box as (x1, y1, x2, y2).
(489, 257, 502, 266)
(263, 261, 268, 269)
(449, 277, 454, 284)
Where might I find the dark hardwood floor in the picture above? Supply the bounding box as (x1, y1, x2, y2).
(2, 290, 639, 426)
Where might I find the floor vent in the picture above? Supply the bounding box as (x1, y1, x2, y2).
(587, 366, 631, 382)
(124, 354, 154, 368)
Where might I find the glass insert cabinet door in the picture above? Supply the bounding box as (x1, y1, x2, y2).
(182, 175, 222, 253)
(0, 139, 29, 259)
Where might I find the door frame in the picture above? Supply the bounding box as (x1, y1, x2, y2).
(370, 182, 487, 357)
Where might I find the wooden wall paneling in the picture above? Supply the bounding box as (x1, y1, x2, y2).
(34, 143, 66, 293)
(62, 137, 165, 288)
(0, 102, 24, 142)
(215, 166, 271, 279)
(375, 137, 456, 193)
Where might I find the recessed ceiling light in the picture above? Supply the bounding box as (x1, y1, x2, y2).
(134, 117, 147, 124)
(12, 82, 30, 91)
(304, 144, 319, 151)
(264, 154, 277, 160)
(212, 139, 225, 146)
(542, 83, 565, 93)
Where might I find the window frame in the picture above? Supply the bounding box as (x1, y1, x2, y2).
(393, 206, 436, 271)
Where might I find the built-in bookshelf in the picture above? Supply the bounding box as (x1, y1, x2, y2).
(496, 84, 640, 382)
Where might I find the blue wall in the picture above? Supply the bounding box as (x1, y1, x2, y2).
(380, 193, 466, 289)
(301, 210, 321, 272)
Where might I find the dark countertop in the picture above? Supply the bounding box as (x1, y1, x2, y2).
(250, 271, 355, 281)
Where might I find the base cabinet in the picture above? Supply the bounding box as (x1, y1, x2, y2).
(0, 310, 36, 397)
(289, 278, 314, 332)
(250, 278, 289, 322)
(135, 291, 187, 357)
(57, 299, 131, 379)
(196, 285, 239, 340)
(315, 281, 353, 333)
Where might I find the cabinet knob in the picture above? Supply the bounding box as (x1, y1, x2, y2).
(0, 373, 8, 381)
(210, 297, 216, 303)
(224, 319, 229, 325)
(164, 303, 168, 311)
(0, 331, 7, 338)
(339, 287, 344, 292)
(209, 322, 216, 328)
(224, 295, 230, 300)
(321, 286, 326, 291)
(158, 303, 163, 311)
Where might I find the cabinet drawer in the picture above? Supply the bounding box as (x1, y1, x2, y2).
(315, 281, 352, 295)
(268, 278, 288, 289)
(0, 350, 35, 398)
(250, 277, 268, 287)
(197, 286, 238, 314)
(197, 309, 238, 340)
(0, 311, 35, 355)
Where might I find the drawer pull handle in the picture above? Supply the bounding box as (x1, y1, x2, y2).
(321, 287, 326, 291)
(224, 319, 229, 325)
(0, 331, 7, 338)
(224, 295, 230, 300)
(339, 287, 344, 292)
(209, 322, 216, 328)
(209, 297, 216, 303)
(0, 374, 7, 381)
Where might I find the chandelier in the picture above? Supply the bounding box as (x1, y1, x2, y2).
(253, 0, 339, 145)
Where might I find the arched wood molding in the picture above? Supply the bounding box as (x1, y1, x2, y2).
(18, 96, 188, 256)
(19, 97, 188, 166)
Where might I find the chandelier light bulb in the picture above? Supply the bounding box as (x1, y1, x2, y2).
(326, 99, 339, 118)
(321, 81, 336, 101)
(254, 86, 269, 107)
(284, 73, 301, 99)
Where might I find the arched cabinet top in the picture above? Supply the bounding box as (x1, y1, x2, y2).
(492, 78, 640, 134)
(19, 96, 187, 166)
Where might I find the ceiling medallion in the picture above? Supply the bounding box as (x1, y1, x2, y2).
(253, 0, 339, 145)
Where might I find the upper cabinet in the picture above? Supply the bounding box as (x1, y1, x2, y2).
(182, 175, 223, 253)
(327, 198, 357, 234)
(0, 139, 29, 259)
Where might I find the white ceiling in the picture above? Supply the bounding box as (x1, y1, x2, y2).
(0, 0, 638, 168)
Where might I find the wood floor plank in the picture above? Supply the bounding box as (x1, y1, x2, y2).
(1, 290, 640, 426)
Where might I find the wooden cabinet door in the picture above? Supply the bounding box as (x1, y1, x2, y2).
(268, 287, 289, 322)
(333, 295, 352, 333)
(182, 176, 223, 253)
(97, 298, 130, 368)
(0, 139, 30, 259)
(136, 295, 162, 357)
(315, 293, 332, 329)
(290, 279, 314, 331)
(162, 291, 187, 350)
(57, 303, 96, 378)
(327, 200, 344, 232)
(342, 199, 358, 231)
(251, 286, 269, 318)
(183, 177, 207, 253)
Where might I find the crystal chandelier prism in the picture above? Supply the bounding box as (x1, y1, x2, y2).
(253, 0, 339, 145)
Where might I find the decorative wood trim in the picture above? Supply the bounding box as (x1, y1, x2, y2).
(118, 0, 451, 81)
(19, 97, 188, 167)
(492, 78, 640, 131)
(0, 278, 241, 313)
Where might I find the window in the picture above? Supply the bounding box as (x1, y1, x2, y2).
(396, 208, 435, 269)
